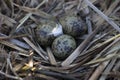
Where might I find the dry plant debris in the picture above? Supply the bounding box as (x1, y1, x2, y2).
(0, 0, 120, 80)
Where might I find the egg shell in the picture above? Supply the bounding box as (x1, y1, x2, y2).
(52, 35, 76, 60)
(60, 15, 87, 37)
(36, 21, 56, 46)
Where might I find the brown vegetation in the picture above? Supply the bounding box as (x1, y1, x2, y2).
(0, 0, 120, 80)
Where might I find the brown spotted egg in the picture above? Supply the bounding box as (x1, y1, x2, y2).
(36, 21, 63, 46)
(52, 35, 76, 60)
(60, 15, 87, 37)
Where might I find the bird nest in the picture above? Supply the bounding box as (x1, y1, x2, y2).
(0, 0, 120, 80)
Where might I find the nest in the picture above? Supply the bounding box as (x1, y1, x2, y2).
(0, 0, 120, 80)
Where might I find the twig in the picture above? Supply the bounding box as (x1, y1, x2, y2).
(79, 0, 97, 10)
(89, 61, 109, 80)
(89, 50, 118, 80)
(86, 16, 92, 33)
(0, 40, 28, 53)
(0, 34, 28, 40)
(46, 47, 57, 65)
(7, 53, 19, 77)
(16, 0, 48, 29)
(85, 52, 119, 65)
(85, 0, 120, 32)
(99, 56, 117, 80)
(23, 37, 48, 61)
(35, 70, 79, 80)
(81, 32, 109, 56)
(94, 36, 120, 59)
(113, 61, 120, 71)
(10, 0, 48, 36)
(0, 33, 30, 49)
(0, 71, 23, 80)
(96, 0, 120, 26)
(112, 6, 120, 15)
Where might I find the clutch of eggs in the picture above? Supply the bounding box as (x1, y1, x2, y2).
(36, 15, 87, 60)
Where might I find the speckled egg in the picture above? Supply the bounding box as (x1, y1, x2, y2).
(60, 15, 87, 37)
(36, 21, 61, 46)
(52, 35, 76, 60)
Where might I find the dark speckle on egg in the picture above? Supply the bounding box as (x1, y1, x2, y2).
(60, 15, 87, 37)
(52, 35, 76, 60)
(36, 21, 57, 46)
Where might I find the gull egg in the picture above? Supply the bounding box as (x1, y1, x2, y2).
(52, 35, 76, 60)
(60, 15, 87, 37)
(36, 21, 63, 46)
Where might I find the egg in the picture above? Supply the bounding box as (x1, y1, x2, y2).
(52, 35, 76, 60)
(60, 15, 87, 37)
(36, 21, 63, 46)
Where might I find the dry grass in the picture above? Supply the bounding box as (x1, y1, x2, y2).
(0, 0, 120, 80)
